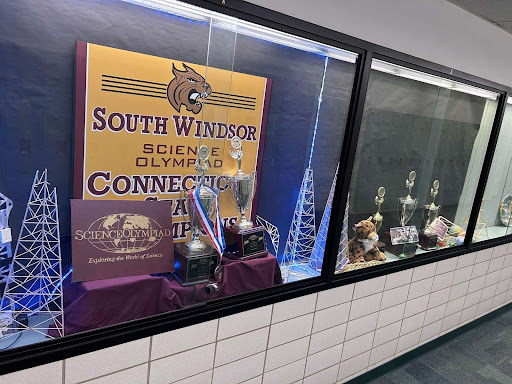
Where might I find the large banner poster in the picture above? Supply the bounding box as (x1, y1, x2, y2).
(74, 42, 271, 243)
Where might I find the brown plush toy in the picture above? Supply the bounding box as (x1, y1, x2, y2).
(348, 217, 386, 263)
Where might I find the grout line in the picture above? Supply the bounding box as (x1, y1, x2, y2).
(146, 336, 152, 384)
(151, 342, 216, 363)
(78, 362, 148, 383)
(170, 368, 212, 384)
(263, 355, 306, 374)
(62, 359, 65, 384)
(218, 323, 270, 342)
(395, 278, 412, 344)
(300, 293, 319, 381)
(260, 304, 274, 381)
(367, 280, 385, 363)
(302, 360, 340, 380)
(270, 309, 317, 326)
(239, 373, 263, 384)
(210, 319, 220, 384)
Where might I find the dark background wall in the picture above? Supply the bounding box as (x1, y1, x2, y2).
(0, 0, 357, 265)
(349, 70, 487, 234)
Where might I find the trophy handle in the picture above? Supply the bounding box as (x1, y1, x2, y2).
(251, 171, 258, 203)
(224, 176, 240, 212)
(180, 189, 188, 225)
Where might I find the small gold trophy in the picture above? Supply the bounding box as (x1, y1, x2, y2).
(419, 180, 441, 250)
(373, 187, 385, 233)
(424, 180, 440, 229)
(397, 171, 418, 227)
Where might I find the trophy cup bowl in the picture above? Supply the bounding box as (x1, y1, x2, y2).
(230, 172, 256, 229)
(183, 186, 215, 251)
(397, 197, 418, 226)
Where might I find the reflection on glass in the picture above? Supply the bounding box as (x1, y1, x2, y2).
(474, 101, 512, 242)
(337, 59, 499, 273)
(0, 0, 358, 350)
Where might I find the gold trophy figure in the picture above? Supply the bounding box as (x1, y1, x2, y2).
(423, 180, 440, 229)
(373, 187, 385, 233)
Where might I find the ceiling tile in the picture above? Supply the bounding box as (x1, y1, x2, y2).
(448, 0, 512, 22)
(497, 21, 512, 34)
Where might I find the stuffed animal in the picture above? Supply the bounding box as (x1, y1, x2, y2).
(348, 217, 386, 263)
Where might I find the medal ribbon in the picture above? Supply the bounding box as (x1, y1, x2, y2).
(189, 185, 226, 256)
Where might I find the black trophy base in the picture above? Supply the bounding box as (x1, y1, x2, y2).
(419, 230, 438, 250)
(172, 242, 220, 286)
(224, 225, 268, 260)
(382, 231, 418, 258)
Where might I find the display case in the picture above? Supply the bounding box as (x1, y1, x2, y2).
(1, 0, 511, 375)
(338, 59, 499, 273)
(472, 100, 512, 242)
(0, 0, 358, 351)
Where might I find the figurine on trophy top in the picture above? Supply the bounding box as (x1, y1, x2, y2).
(223, 136, 267, 260)
(372, 187, 385, 233)
(172, 144, 225, 286)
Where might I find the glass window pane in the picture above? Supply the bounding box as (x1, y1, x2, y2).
(474, 100, 512, 242)
(0, 0, 358, 349)
(337, 59, 498, 274)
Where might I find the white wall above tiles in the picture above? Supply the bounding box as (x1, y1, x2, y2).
(3, 243, 512, 384)
(245, 0, 512, 88)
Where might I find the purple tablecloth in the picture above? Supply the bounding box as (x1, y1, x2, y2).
(51, 254, 281, 336)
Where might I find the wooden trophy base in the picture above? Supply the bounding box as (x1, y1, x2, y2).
(224, 225, 268, 260)
(419, 230, 438, 250)
(172, 242, 220, 286)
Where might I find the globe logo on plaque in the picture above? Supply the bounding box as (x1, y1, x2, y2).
(74, 213, 171, 254)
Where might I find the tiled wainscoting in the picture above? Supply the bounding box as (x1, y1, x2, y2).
(3, 243, 512, 384)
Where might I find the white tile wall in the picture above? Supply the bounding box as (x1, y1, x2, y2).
(4, 244, 512, 384)
(66, 337, 150, 383)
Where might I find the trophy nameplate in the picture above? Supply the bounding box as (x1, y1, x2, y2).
(419, 231, 438, 250)
(224, 137, 267, 259)
(224, 226, 267, 260)
(173, 242, 220, 285)
(172, 145, 220, 286)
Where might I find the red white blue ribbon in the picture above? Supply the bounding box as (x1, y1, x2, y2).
(189, 185, 225, 256)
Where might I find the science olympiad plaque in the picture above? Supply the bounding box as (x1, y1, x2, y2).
(71, 199, 174, 282)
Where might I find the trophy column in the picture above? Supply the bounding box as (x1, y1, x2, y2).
(419, 180, 441, 250)
(173, 145, 221, 286)
(224, 137, 268, 260)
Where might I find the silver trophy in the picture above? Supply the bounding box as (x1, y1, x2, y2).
(373, 187, 385, 233)
(423, 180, 440, 229)
(182, 145, 216, 251)
(227, 137, 256, 230)
(397, 171, 418, 226)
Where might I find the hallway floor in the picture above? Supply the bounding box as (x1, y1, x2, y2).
(365, 306, 512, 383)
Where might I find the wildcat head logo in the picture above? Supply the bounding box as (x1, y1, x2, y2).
(167, 63, 212, 114)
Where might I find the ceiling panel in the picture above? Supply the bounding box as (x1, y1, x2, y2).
(448, 0, 512, 23)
